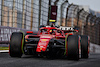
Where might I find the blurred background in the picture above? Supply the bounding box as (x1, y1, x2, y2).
(0, 0, 100, 49)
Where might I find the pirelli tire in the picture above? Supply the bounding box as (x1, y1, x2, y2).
(67, 35, 79, 60)
(9, 32, 25, 57)
(81, 35, 89, 58)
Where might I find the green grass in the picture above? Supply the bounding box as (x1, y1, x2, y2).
(0, 47, 9, 50)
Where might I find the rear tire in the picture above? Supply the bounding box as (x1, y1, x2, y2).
(67, 35, 79, 60)
(81, 35, 89, 58)
(9, 32, 24, 57)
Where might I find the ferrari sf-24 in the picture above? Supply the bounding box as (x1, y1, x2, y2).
(9, 26, 90, 60)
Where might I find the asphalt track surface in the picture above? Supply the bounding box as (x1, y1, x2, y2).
(0, 53, 100, 67)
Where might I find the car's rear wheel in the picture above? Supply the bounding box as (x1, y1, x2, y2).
(67, 35, 79, 60)
(81, 35, 89, 58)
(9, 32, 24, 57)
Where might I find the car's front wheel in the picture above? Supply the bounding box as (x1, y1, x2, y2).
(9, 32, 24, 57)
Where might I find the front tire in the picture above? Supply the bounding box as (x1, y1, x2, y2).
(9, 32, 24, 57)
(67, 35, 79, 60)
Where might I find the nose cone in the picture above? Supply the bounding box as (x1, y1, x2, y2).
(36, 35, 53, 52)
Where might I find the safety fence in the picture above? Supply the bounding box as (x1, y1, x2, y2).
(0, 0, 100, 45)
(0, 26, 26, 44)
(0, 26, 37, 44)
(65, 4, 100, 45)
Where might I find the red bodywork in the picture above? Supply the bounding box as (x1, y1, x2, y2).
(36, 27, 66, 52)
(36, 35, 53, 52)
(25, 27, 75, 53)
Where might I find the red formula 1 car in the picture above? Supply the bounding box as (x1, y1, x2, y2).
(9, 26, 90, 60)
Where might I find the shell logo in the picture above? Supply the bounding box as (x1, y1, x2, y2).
(41, 39, 48, 41)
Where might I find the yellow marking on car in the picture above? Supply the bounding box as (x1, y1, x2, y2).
(41, 39, 48, 41)
(25, 39, 28, 42)
(56, 36, 57, 39)
(49, 20, 56, 22)
(40, 48, 42, 50)
(64, 33, 71, 55)
(50, 30, 52, 32)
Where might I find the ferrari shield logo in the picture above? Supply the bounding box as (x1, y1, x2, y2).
(40, 48, 42, 50)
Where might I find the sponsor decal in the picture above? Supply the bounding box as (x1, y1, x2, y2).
(41, 39, 48, 41)
(39, 42, 46, 46)
(41, 36, 52, 38)
(40, 48, 42, 50)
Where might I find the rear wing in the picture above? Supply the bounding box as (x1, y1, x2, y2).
(59, 26, 74, 30)
(39, 25, 78, 33)
(59, 26, 78, 33)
